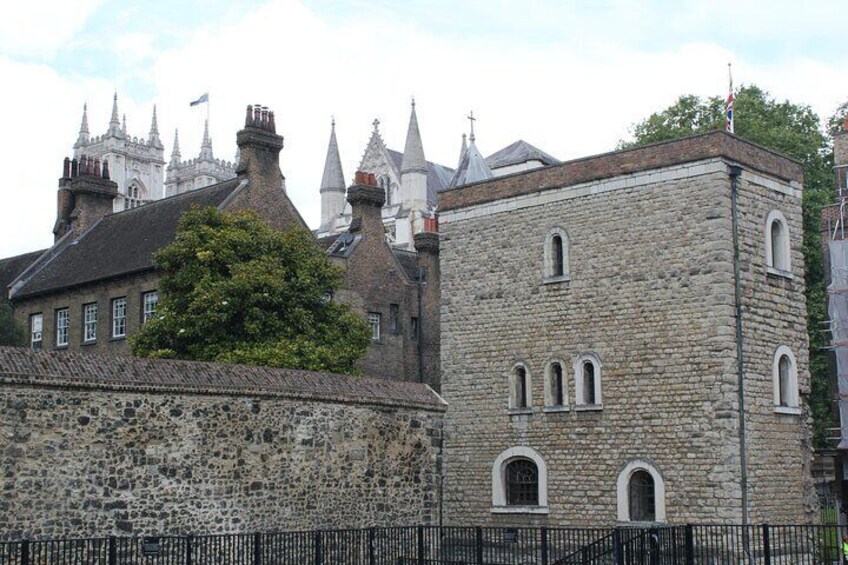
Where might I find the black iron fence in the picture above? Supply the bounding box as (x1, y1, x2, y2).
(0, 524, 845, 564)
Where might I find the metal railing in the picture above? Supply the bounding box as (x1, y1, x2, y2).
(1, 523, 844, 564)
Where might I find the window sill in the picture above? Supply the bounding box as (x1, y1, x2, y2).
(766, 266, 793, 280)
(491, 505, 549, 515)
(507, 408, 534, 416)
(575, 403, 603, 412)
(81, 341, 97, 347)
(774, 405, 801, 416)
(54, 344, 68, 350)
(542, 275, 570, 285)
(109, 336, 126, 342)
(543, 405, 570, 413)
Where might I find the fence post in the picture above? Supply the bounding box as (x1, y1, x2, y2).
(685, 524, 694, 565)
(417, 525, 425, 565)
(108, 536, 117, 565)
(476, 526, 484, 565)
(368, 528, 375, 565)
(613, 528, 624, 565)
(762, 524, 771, 565)
(540, 527, 548, 565)
(185, 535, 193, 565)
(20, 540, 29, 565)
(253, 532, 262, 565)
(314, 531, 323, 565)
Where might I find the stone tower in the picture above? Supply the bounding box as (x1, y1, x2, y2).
(73, 94, 166, 210)
(319, 119, 346, 231)
(164, 119, 236, 196)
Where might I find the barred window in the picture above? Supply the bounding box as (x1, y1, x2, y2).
(628, 470, 656, 522)
(83, 303, 98, 342)
(56, 308, 69, 347)
(112, 297, 127, 338)
(142, 291, 158, 323)
(505, 459, 539, 506)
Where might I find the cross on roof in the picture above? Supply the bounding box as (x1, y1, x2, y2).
(467, 111, 476, 143)
(372, 118, 380, 133)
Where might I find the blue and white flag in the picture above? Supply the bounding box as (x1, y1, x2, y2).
(189, 93, 209, 107)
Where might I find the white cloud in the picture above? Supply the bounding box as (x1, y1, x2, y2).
(0, 0, 104, 60)
(0, 0, 845, 260)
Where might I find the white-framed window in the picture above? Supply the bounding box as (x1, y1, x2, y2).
(543, 227, 570, 283)
(509, 362, 531, 411)
(55, 308, 69, 347)
(142, 291, 158, 323)
(765, 210, 791, 276)
(368, 312, 381, 341)
(617, 459, 666, 523)
(30, 313, 43, 349)
(544, 359, 569, 411)
(491, 446, 549, 514)
(112, 297, 127, 338)
(574, 353, 602, 409)
(83, 303, 98, 343)
(773, 345, 800, 414)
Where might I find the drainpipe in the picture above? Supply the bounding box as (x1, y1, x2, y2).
(730, 164, 751, 532)
(417, 266, 425, 384)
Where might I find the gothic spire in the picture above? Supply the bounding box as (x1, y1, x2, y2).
(449, 126, 492, 188)
(75, 103, 90, 147)
(400, 98, 426, 175)
(321, 118, 345, 192)
(457, 133, 468, 169)
(169, 129, 181, 166)
(108, 92, 122, 137)
(199, 119, 214, 160)
(148, 105, 162, 148)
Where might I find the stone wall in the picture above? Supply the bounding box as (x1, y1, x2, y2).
(438, 148, 813, 526)
(0, 347, 445, 540)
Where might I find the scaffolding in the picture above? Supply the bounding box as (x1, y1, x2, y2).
(827, 198, 848, 449)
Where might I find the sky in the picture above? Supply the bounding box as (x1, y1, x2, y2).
(0, 0, 846, 258)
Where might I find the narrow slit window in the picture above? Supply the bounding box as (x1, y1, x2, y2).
(583, 361, 596, 404)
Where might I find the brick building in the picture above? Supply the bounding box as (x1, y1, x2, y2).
(0, 105, 438, 387)
(437, 131, 815, 525)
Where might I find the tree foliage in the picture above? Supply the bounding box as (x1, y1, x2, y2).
(131, 207, 371, 374)
(0, 300, 25, 347)
(621, 85, 835, 448)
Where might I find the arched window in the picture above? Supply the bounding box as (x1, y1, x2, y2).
(773, 346, 800, 414)
(765, 210, 791, 274)
(543, 228, 570, 282)
(491, 447, 549, 514)
(124, 181, 146, 210)
(544, 359, 568, 409)
(510, 363, 531, 410)
(574, 353, 602, 408)
(506, 459, 538, 506)
(617, 460, 665, 522)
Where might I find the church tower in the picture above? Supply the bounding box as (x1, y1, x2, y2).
(319, 119, 346, 231)
(164, 119, 236, 196)
(72, 94, 166, 210)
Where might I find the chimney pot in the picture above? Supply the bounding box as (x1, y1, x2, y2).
(63, 157, 70, 178)
(102, 160, 110, 180)
(245, 105, 253, 127)
(269, 111, 276, 133)
(367, 173, 376, 186)
(71, 158, 79, 178)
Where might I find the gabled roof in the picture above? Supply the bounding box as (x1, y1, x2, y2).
(0, 249, 47, 298)
(386, 149, 454, 206)
(12, 178, 243, 299)
(485, 139, 561, 169)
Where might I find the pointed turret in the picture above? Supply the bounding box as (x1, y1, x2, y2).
(169, 129, 182, 167)
(199, 119, 214, 161)
(457, 133, 467, 169)
(400, 98, 427, 175)
(320, 118, 346, 229)
(108, 92, 122, 137)
(148, 105, 162, 148)
(122, 114, 127, 137)
(75, 103, 90, 148)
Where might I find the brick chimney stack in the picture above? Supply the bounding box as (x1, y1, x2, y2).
(57, 154, 119, 237)
(347, 171, 385, 236)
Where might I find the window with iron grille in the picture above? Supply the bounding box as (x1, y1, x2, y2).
(506, 459, 539, 506)
(30, 313, 43, 349)
(56, 308, 69, 347)
(368, 312, 381, 341)
(628, 470, 656, 522)
(142, 291, 158, 324)
(390, 304, 399, 334)
(112, 297, 127, 338)
(83, 303, 98, 342)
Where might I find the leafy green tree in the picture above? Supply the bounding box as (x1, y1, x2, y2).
(131, 207, 371, 374)
(621, 85, 835, 447)
(0, 300, 25, 346)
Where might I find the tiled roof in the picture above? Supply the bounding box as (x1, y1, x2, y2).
(485, 139, 561, 169)
(12, 179, 242, 299)
(0, 249, 46, 297)
(392, 249, 420, 282)
(0, 346, 446, 411)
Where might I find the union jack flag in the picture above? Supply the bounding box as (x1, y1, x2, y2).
(726, 64, 734, 134)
